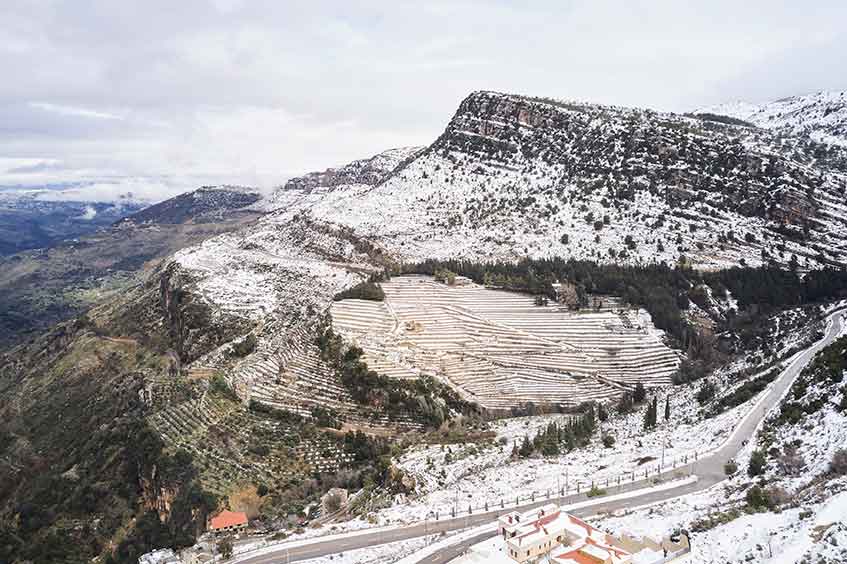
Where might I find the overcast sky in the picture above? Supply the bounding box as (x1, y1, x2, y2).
(1, 1, 845, 202)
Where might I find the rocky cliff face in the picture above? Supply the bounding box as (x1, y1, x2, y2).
(282, 91, 846, 269)
(262, 146, 423, 212)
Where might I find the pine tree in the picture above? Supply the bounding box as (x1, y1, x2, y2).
(519, 435, 534, 458)
(748, 449, 767, 477)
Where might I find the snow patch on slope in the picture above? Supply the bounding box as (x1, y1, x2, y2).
(698, 91, 847, 146)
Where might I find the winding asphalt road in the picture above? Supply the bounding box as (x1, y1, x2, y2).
(235, 309, 845, 564)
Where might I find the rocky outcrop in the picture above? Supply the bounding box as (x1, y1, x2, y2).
(433, 91, 826, 224)
(158, 262, 250, 364)
(278, 147, 423, 195)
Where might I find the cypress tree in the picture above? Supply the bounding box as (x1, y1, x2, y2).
(664, 396, 670, 421)
(652, 396, 659, 427)
(643, 396, 659, 430)
(634, 382, 647, 403)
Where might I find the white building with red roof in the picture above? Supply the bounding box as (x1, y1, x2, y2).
(552, 537, 633, 564)
(453, 504, 689, 564)
(500, 504, 632, 563)
(208, 510, 248, 535)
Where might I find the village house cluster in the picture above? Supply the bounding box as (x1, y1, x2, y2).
(453, 503, 690, 564)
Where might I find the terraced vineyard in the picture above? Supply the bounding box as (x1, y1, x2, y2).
(148, 394, 354, 494)
(331, 275, 680, 410)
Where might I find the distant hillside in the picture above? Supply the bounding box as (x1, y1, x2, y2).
(0, 197, 145, 256)
(697, 91, 847, 146)
(0, 186, 263, 350)
(264, 146, 423, 212)
(117, 185, 261, 225)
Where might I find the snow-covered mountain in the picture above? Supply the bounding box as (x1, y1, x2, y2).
(6, 90, 847, 562)
(697, 91, 847, 147)
(288, 91, 847, 267)
(177, 91, 847, 325)
(262, 146, 423, 212)
(117, 184, 261, 225)
(161, 90, 847, 400)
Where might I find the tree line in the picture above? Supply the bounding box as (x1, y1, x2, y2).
(512, 406, 597, 458)
(403, 259, 847, 368)
(315, 316, 479, 427)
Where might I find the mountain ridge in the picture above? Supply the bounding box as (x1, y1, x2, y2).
(696, 90, 847, 146)
(3, 88, 847, 563)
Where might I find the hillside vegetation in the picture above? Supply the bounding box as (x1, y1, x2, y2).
(4, 89, 847, 563)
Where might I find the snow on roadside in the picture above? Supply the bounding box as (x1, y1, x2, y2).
(291, 534, 438, 564)
(593, 332, 847, 564)
(379, 377, 760, 524)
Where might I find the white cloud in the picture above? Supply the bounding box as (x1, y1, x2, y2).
(0, 1, 844, 203)
(29, 102, 124, 121)
(77, 204, 97, 219)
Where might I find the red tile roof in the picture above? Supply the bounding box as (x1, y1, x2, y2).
(514, 510, 564, 543)
(554, 548, 602, 564)
(567, 514, 595, 537)
(553, 537, 631, 563)
(210, 510, 248, 530)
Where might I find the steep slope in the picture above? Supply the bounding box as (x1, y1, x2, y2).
(0, 269, 244, 563)
(697, 90, 847, 147)
(160, 91, 847, 414)
(598, 331, 847, 563)
(300, 91, 847, 268)
(263, 146, 423, 212)
(0, 186, 263, 350)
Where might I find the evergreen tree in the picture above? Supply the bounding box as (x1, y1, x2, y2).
(617, 391, 635, 414)
(217, 537, 234, 560)
(748, 449, 767, 477)
(652, 396, 658, 426)
(664, 396, 670, 421)
(598, 402, 609, 422)
(643, 396, 659, 430)
(634, 382, 647, 403)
